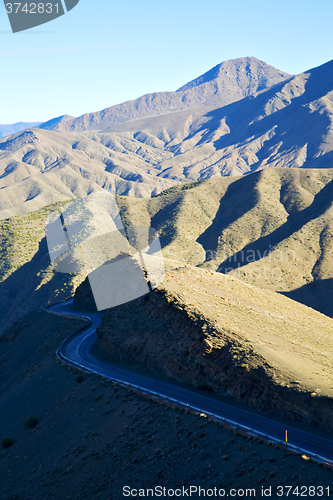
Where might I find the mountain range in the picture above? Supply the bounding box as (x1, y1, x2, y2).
(0, 121, 42, 138)
(2, 56, 333, 500)
(39, 57, 290, 132)
(1, 56, 333, 221)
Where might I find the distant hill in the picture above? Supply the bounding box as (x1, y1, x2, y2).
(0, 121, 41, 138)
(0, 128, 175, 219)
(39, 57, 290, 132)
(37, 114, 74, 131)
(101, 57, 333, 177)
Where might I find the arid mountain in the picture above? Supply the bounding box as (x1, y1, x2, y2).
(1, 58, 333, 221)
(115, 168, 333, 318)
(0, 121, 42, 138)
(39, 57, 290, 132)
(2, 168, 333, 339)
(102, 58, 333, 178)
(95, 265, 333, 428)
(0, 128, 176, 219)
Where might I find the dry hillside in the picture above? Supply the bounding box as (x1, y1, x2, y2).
(114, 167, 333, 317)
(2, 58, 333, 220)
(0, 201, 84, 336)
(1, 167, 333, 339)
(95, 264, 333, 432)
(1, 312, 332, 500)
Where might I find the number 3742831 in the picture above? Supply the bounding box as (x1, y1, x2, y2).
(5, 3, 59, 14)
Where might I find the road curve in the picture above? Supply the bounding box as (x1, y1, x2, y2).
(48, 300, 333, 465)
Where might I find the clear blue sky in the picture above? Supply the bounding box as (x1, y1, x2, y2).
(1, 0, 333, 123)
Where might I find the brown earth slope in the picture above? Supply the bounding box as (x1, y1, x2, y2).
(1, 167, 333, 339)
(95, 265, 333, 432)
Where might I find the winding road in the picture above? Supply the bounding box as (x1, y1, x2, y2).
(49, 300, 333, 465)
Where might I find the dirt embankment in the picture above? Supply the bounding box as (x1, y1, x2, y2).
(92, 267, 333, 434)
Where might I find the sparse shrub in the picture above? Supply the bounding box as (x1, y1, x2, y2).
(1, 436, 13, 448)
(25, 416, 38, 429)
(76, 374, 84, 383)
(222, 363, 229, 371)
(94, 394, 102, 401)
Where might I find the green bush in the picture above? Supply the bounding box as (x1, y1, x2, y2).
(76, 374, 84, 383)
(1, 436, 13, 448)
(25, 416, 38, 429)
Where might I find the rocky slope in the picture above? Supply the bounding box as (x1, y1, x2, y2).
(94, 265, 333, 432)
(2, 167, 333, 342)
(2, 164, 333, 340)
(0, 201, 84, 337)
(115, 168, 333, 317)
(1, 58, 333, 219)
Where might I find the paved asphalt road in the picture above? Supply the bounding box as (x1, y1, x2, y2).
(48, 300, 333, 464)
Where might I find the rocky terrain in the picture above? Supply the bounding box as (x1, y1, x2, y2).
(0, 201, 83, 337)
(116, 167, 333, 317)
(3, 57, 333, 219)
(2, 55, 333, 499)
(1, 167, 333, 340)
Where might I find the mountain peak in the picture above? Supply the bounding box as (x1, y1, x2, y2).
(40, 114, 76, 131)
(37, 57, 291, 133)
(177, 57, 291, 98)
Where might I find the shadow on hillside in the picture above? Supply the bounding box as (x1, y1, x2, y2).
(191, 64, 333, 171)
(217, 178, 333, 273)
(197, 172, 261, 257)
(189, 79, 292, 148)
(150, 198, 181, 248)
(280, 278, 333, 318)
(0, 236, 73, 335)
